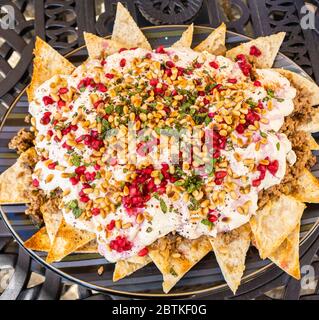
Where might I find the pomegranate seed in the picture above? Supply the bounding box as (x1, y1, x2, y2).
(268, 160, 279, 175)
(208, 214, 218, 223)
(42, 96, 54, 105)
(69, 176, 79, 185)
(48, 162, 57, 170)
(215, 171, 227, 179)
(80, 195, 90, 203)
(91, 208, 100, 216)
(105, 73, 114, 79)
(94, 164, 101, 170)
(119, 47, 127, 53)
(106, 220, 115, 230)
(120, 58, 126, 67)
(47, 130, 53, 137)
(101, 59, 106, 66)
(166, 60, 175, 68)
(32, 179, 39, 187)
(155, 45, 166, 54)
(138, 247, 149, 257)
(193, 62, 202, 68)
(209, 61, 219, 69)
(57, 100, 66, 108)
(250, 45, 262, 57)
(58, 87, 68, 95)
(150, 79, 158, 87)
(236, 124, 245, 134)
(254, 80, 261, 87)
(203, 98, 210, 105)
(208, 112, 215, 118)
(228, 78, 237, 84)
(75, 166, 86, 175)
(145, 53, 152, 59)
(97, 83, 107, 92)
(252, 179, 261, 187)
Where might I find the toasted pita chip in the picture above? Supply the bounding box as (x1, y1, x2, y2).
(294, 169, 319, 203)
(305, 132, 319, 150)
(300, 108, 319, 133)
(148, 235, 212, 293)
(194, 23, 226, 55)
(250, 195, 305, 259)
(0, 148, 37, 204)
(76, 239, 99, 253)
(46, 218, 95, 263)
(40, 199, 63, 243)
(84, 32, 126, 60)
(275, 69, 319, 107)
(210, 224, 251, 294)
(113, 255, 152, 281)
(172, 24, 194, 48)
(268, 223, 300, 279)
(24, 227, 51, 252)
(112, 2, 151, 50)
(27, 37, 75, 102)
(226, 32, 285, 68)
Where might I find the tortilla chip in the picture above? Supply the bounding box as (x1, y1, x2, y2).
(27, 37, 75, 102)
(305, 132, 319, 150)
(226, 32, 285, 68)
(0, 148, 37, 204)
(113, 255, 152, 281)
(40, 199, 63, 243)
(250, 195, 305, 259)
(148, 235, 212, 293)
(300, 108, 319, 133)
(275, 69, 319, 107)
(268, 223, 300, 280)
(210, 224, 251, 294)
(84, 32, 126, 60)
(294, 169, 319, 203)
(194, 23, 226, 55)
(24, 227, 51, 251)
(112, 2, 151, 50)
(172, 24, 194, 48)
(46, 218, 95, 263)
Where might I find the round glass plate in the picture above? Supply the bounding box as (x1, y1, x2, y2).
(0, 26, 318, 298)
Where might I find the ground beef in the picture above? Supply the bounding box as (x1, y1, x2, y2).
(9, 128, 34, 155)
(25, 188, 46, 226)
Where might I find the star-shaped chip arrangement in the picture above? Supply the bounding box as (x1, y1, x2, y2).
(1, 2, 319, 294)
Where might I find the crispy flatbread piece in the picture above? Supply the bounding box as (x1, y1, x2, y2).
(24, 227, 51, 252)
(305, 132, 319, 150)
(275, 69, 319, 107)
(148, 235, 212, 293)
(27, 37, 75, 102)
(46, 218, 95, 263)
(268, 223, 301, 279)
(250, 195, 305, 259)
(172, 24, 194, 48)
(300, 108, 319, 133)
(40, 199, 63, 243)
(113, 255, 152, 281)
(84, 32, 126, 59)
(0, 148, 37, 204)
(294, 169, 319, 203)
(226, 32, 285, 68)
(210, 224, 251, 294)
(112, 2, 151, 50)
(194, 23, 226, 55)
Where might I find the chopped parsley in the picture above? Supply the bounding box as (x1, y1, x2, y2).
(66, 200, 83, 218)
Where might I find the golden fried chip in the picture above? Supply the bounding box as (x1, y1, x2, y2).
(268, 223, 300, 279)
(113, 255, 152, 281)
(84, 32, 126, 59)
(27, 37, 75, 102)
(112, 2, 151, 50)
(172, 24, 194, 48)
(226, 32, 285, 68)
(305, 132, 319, 150)
(0, 148, 37, 204)
(294, 169, 319, 203)
(275, 69, 319, 107)
(46, 218, 95, 263)
(24, 227, 51, 251)
(194, 23, 226, 55)
(300, 108, 319, 133)
(250, 195, 305, 259)
(40, 199, 63, 243)
(148, 235, 212, 293)
(210, 224, 251, 294)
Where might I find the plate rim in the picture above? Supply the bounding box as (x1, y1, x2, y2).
(0, 25, 318, 298)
